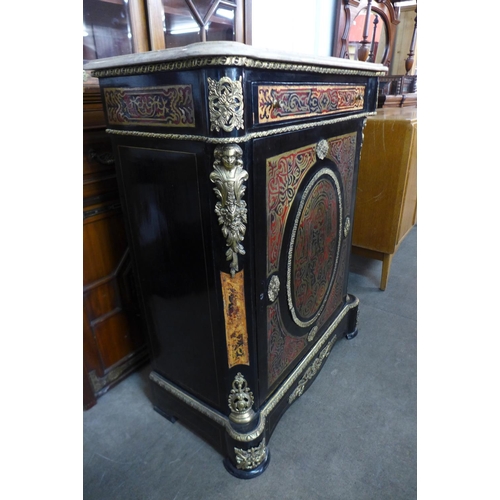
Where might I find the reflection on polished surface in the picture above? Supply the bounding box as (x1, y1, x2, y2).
(83, 0, 133, 61)
(161, 0, 236, 48)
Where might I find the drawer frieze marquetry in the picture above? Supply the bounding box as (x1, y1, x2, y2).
(257, 84, 365, 124)
(84, 41, 384, 477)
(103, 85, 196, 127)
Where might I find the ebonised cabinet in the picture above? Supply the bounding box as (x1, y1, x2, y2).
(84, 41, 384, 477)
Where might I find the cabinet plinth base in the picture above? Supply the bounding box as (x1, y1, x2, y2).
(153, 405, 177, 424)
(149, 296, 359, 477)
(223, 450, 271, 479)
(346, 328, 359, 340)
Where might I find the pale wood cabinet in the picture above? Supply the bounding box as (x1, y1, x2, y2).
(351, 107, 417, 290)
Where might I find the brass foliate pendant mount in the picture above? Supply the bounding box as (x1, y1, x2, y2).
(210, 144, 249, 277)
(228, 372, 255, 424)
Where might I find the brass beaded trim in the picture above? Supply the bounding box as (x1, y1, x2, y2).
(90, 56, 386, 78)
(106, 111, 376, 144)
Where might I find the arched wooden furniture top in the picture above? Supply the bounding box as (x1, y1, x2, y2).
(332, 0, 400, 68)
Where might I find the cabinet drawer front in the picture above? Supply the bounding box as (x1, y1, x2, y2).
(254, 83, 365, 126)
(103, 85, 196, 128)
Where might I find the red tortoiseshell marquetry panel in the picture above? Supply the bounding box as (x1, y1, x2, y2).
(266, 132, 357, 388)
(257, 85, 365, 124)
(103, 85, 196, 127)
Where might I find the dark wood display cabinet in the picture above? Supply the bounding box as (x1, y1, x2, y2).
(83, 83, 149, 410)
(84, 41, 385, 477)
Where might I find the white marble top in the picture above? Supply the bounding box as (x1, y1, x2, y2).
(83, 41, 387, 74)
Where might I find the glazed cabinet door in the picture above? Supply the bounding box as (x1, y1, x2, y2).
(252, 121, 362, 403)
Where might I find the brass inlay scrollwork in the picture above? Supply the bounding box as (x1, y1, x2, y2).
(258, 85, 365, 124)
(234, 439, 267, 470)
(286, 168, 343, 328)
(288, 335, 337, 404)
(228, 372, 255, 424)
(210, 144, 248, 277)
(207, 76, 244, 132)
(103, 85, 195, 127)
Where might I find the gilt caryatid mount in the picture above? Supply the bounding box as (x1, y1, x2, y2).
(210, 144, 248, 277)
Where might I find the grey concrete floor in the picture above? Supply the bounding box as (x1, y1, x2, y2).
(83, 226, 417, 500)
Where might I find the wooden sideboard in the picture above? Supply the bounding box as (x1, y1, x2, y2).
(84, 41, 385, 477)
(83, 83, 148, 410)
(351, 107, 417, 290)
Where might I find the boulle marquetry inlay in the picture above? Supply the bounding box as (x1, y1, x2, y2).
(257, 85, 365, 124)
(266, 132, 358, 387)
(288, 335, 337, 404)
(268, 301, 308, 386)
(266, 144, 317, 277)
(287, 169, 343, 328)
(103, 86, 195, 127)
(221, 271, 250, 369)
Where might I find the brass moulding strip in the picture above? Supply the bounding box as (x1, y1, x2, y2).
(149, 295, 359, 443)
(90, 56, 386, 78)
(105, 111, 376, 144)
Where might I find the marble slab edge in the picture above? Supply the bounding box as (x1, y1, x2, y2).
(83, 41, 388, 74)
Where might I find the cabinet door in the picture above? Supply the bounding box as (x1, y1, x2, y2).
(253, 122, 361, 401)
